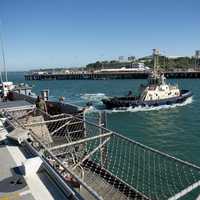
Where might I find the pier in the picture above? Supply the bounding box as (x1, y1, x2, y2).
(25, 71, 200, 80)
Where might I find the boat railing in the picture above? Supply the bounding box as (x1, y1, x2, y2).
(3, 108, 200, 200)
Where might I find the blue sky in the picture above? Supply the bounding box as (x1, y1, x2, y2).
(1, 0, 200, 70)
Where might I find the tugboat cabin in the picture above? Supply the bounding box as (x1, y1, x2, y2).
(140, 74, 180, 101)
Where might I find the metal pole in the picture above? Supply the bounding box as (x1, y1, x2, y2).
(0, 21, 5, 83)
(73, 137, 110, 170)
(0, 27, 7, 81)
(100, 111, 108, 167)
(49, 132, 112, 151)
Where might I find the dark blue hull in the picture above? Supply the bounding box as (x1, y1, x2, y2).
(102, 90, 192, 109)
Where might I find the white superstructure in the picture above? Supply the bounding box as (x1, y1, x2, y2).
(139, 49, 181, 101)
(141, 74, 180, 101)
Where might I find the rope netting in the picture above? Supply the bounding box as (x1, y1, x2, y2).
(4, 108, 200, 200)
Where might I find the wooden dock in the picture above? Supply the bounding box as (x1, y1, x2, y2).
(25, 71, 200, 80)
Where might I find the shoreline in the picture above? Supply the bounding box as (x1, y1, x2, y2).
(25, 71, 200, 80)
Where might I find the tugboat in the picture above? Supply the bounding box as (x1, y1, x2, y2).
(102, 49, 192, 109)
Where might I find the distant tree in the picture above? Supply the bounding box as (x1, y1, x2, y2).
(85, 56, 195, 71)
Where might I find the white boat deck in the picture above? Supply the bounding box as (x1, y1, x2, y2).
(0, 100, 78, 200)
(0, 100, 35, 112)
(0, 141, 70, 200)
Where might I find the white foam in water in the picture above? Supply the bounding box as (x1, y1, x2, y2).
(81, 93, 108, 105)
(84, 97, 193, 113)
(81, 93, 193, 113)
(109, 97, 193, 113)
(81, 93, 107, 101)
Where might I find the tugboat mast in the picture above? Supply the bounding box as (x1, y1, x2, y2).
(152, 48, 160, 75)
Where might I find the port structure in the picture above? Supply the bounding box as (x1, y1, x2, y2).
(195, 50, 200, 70)
(3, 107, 200, 200)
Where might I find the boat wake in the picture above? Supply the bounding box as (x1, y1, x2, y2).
(109, 97, 193, 113)
(84, 97, 193, 113)
(81, 93, 107, 104)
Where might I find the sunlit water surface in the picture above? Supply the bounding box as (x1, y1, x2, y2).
(9, 72, 200, 165)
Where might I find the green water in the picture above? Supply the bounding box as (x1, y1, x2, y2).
(9, 72, 200, 166)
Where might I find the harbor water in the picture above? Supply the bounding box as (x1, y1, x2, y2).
(9, 72, 200, 165)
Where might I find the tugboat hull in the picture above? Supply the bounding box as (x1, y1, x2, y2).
(102, 90, 192, 109)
